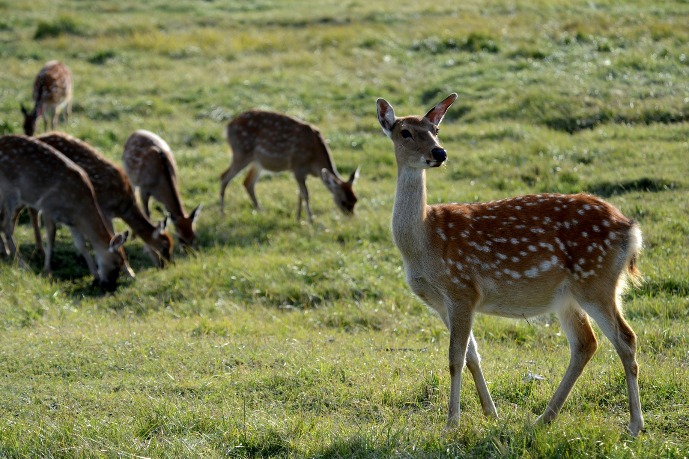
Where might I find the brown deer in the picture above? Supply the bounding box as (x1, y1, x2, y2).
(377, 94, 644, 436)
(0, 135, 133, 291)
(219, 110, 360, 222)
(122, 130, 201, 248)
(37, 132, 173, 267)
(21, 61, 73, 136)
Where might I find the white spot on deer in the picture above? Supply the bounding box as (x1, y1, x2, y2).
(525, 267, 539, 278)
(436, 228, 447, 241)
(510, 238, 519, 245)
(530, 227, 545, 234)
(511, 256, 520, 263)
(539, 260, 553, 272)
(609, 232, 618, 240)
(528, 245, 537, 252)
(602, 219, 610, 227)
(582, 231, 588, 238)
(592, 225, 600, 232)
(496, 253, 507, 260)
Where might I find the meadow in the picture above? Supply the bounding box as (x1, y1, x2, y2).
(0, 0, 688, 457)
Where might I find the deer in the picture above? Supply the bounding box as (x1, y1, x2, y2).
(376, 93, 644, 436)
(122, 130, 201, 249)
(0, 135, 133, 291)
(37, 132, 173, 268)
(21, 60, 73, 136)
(219, 110, 360, 223)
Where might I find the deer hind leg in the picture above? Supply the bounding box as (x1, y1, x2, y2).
(219, 156, 254, 214)
(583, 298, 644, 436)
(537, 302, 598, 425)
(242, 165, 262, 209)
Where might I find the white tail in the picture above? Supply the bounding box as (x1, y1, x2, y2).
(219, 110, 360, 222)
(122, 130, 201, 249)
(21, 60, 73, 136)
(377, 94, 644, 436)
(38, 132, 173, 267)
(0, 135, 133, 291)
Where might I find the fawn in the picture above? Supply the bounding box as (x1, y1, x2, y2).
(377, 93, 644, 436)
(0, 135, 133, 291)
(21, 61, 73, 136)
(38, 132, 173, 267)
(219, 110, 359, 222)
(122, 130, 201, 248)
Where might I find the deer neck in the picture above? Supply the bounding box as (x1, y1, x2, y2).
(392, 166, 430, 260)
(120, 198, 156, 243)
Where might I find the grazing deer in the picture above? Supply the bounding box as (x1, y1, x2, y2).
(21, 60, 73, 136)
(219, 110, 360, 222)
(0, 135, 133, 291)
(377, 94, 644, 436)
(38, 132, 173, 267)
(122, 130, 201, 248)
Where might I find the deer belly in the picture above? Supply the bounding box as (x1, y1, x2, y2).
(476, 282, 573, 318)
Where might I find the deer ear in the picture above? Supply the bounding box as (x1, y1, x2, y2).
(376, 98, 396, 138)
(424, 93, 458, 126)
(190, 205, 202, 224)
(109, 231, 129, 251)
(348, 166, 360, 185)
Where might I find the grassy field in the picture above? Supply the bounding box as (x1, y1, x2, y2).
(1, 0, 688, 457)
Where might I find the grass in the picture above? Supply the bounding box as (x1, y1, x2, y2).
(1, 0, 688, 457)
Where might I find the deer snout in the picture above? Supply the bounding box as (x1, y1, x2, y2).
(432, 148, 447, 162)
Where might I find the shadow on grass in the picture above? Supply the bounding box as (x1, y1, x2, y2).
(585, 177, 680, 197)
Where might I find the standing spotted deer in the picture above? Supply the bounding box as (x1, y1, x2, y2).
(38, 132, 173, 267)
(377, 94, 644, 436)
(21, 61, 73, 136)
(122, 130, 201, 248)
(219, 110, 360, 222)
(0, 135, 133, 291)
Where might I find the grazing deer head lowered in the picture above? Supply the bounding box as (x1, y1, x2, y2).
(377, 93, 644, 436)
(21, 60, 73, 136)
(219, 110, 359, 222)
(38, 132, 173, 267)
(122, 130, 201, 249)
(0, 135, 133, 291)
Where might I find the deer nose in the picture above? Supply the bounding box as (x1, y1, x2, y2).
(432, 148, 447, 162)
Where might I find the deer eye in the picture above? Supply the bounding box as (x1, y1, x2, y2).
(401, 129, 412, 139)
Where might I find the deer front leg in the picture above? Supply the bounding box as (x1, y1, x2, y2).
(69, 227, 98, 280)
(447, 309, 474, 428)
(43, 215, 57, 276)
(466, 331, 497, 417)
(296, 176, 312, 223)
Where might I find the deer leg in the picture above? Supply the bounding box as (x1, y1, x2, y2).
(219, 157, 253, 214)
(583, 299, 644, 436)
(296, 176, 312, 223)
(446, 304, 475, 428)
(42, 215, 57, 276)
(69, 227, 98, 280)
(242, 165, 261, 209)
(537, 303, 598, 425)
(466, 331, 497, 417)
(28, 208, 44, 257)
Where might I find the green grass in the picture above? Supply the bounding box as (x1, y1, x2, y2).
(1, 0, 688, 457)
